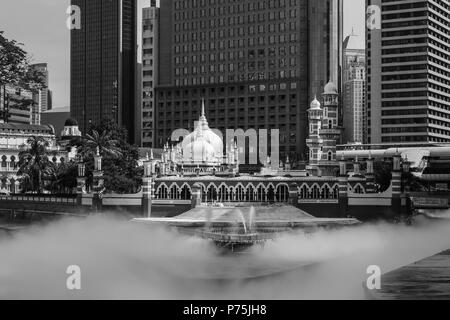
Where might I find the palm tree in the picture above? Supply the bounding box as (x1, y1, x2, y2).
(43, 162, 67, 194)
(80, 130, 122, 158)
(17, 136, 50, 194)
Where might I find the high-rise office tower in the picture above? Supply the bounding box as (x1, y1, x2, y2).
(366, 0, 450, 144)
(141, 2, 159, 148)
(154, 0, 343, 161)
(70, 0, 138, 142)
(309, 0, 344, 98)
(343, 34, 366, 144)
(31, 63, 51, 125)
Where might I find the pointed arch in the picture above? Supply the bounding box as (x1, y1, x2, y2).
(276, 183, 289, 202)
(156, 183, 169, 199)
(299, 184, 309, 199)
(246, 183, 256, 202)
(180, 183, 191, 200)
(353, 183, 365, 194)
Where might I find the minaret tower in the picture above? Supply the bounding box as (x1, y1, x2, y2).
(320, 80, 342, 175)
(306, 96, 323, 176)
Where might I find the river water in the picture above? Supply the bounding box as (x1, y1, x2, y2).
(0, 211, 449, 299)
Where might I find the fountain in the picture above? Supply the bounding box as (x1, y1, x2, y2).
(133, 204, 360, 252)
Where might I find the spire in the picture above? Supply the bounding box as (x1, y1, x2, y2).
(201, 98, 205, 117)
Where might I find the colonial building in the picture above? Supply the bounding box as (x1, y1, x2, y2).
(0, 121, 77, 194)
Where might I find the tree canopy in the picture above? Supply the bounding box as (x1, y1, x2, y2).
(0, 31, 46, 90)
(79, 119, 143, 194)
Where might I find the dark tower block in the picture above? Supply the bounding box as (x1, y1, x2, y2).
(70, 0, 137, 143)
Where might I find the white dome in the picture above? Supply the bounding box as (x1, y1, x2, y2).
(309, 97, 321, 110)
(202, 129, 223, 155)
(181, 101, 223, 159)
(323, 81, 338, 94)
(183, 136, 218, 163)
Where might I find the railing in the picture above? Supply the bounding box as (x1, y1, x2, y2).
(0, 194, 77, 204)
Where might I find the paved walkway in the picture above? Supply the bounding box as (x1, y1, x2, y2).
(370, 250, 450, 300)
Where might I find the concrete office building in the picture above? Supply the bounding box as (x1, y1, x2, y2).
(343, 34, 366, 144)
(366, 0, 450, 144)
(31, 63, 52, 125)
(154, 0, 343, 162)
(70, 0, 138, 142)
(0, 85, 32, 125)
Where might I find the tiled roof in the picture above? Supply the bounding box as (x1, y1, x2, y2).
(0, 123, 54, 133)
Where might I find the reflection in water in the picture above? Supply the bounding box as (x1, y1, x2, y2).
(0, 212, 449, 299)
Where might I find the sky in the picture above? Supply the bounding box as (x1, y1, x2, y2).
(0, 0, 365, 109)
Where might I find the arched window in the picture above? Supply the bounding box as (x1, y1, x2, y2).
(257, 186, 266, 202)
(276, 185, 289, 202)
(333, 185, 339, 199)
(10, 156, 15, 169)
(328, 151, 333, 161)
(181, 185, 191, 200)
(246, 185, 255, 202)
(267, 186, 275, 203)
(354, 184, 364, 194)
(157, 185, 168, 199)
(300, 185, 308, 199)
(1, 156, 6, 168)
(218, 185, 227, 202)
(207, 185, 218, 202)
(236, 185, 245, 202)
(312, 185, 320, 199)
(322, 186, 330, 199)
(169, 185, 178, 199)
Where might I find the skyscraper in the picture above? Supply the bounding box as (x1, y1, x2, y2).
(366, 0, 450, 144)
(154, 0, 343, 162)
(31, 63, 51, 125)
(343, 34, 366, 144)
(141, 2, 160, 148)
(70, 0, 138, 142)
(308, 0, 344, 98)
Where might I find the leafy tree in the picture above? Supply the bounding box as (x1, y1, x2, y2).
(0, 31, 46, 120)
(0, 31, 27, 85)
(79, 119, 142, 194)
(374, 160, 392, 192)
(17, 136, 50, 193)
(79, 129, 122, 158)
(43, 161, 78, 194)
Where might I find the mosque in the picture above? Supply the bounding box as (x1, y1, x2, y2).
(154, 80, 342, 179)
(141, 81, 379, 210)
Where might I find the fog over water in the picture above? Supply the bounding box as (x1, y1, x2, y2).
(0, 212, 449, 300)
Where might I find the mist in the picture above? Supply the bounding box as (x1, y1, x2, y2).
(0, 213, 449, 300)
